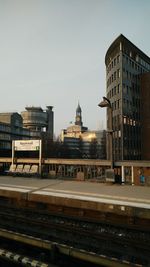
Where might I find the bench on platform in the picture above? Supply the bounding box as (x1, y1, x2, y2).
(14, 164, 24, 176)
(29, 165, 39, 176)
(22, 165, 31, 176)
(6, 164, 17, 175)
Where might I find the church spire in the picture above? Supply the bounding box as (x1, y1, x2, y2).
(75, 102, 83, 126)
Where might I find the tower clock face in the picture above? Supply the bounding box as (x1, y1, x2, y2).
(76, 116, 80, 121)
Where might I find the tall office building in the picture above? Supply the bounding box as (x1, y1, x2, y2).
(105, 34, 150, 160)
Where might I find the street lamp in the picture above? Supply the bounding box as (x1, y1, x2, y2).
(98, 97, 113, 170)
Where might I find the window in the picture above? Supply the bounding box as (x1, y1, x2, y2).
(123, 116, 127, 124)
(117, 55, 120, 63)
(117, 69, 120, 78)
(127, 100, 129, 108)
(136, 54, 139, 62)
(123, 84, 126, 94)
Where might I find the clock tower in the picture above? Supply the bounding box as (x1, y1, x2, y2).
(75, 102, 83, 126)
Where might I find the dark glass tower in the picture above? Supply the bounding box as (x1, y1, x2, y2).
(105, 34, 150, 160)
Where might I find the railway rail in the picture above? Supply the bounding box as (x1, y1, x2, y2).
(0, 229, 145, 267)
(0, 204, 149, 266)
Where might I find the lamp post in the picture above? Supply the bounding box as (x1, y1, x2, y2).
(98, 97, 113, 170)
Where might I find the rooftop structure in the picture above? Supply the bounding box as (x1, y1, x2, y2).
(21, 106, 54, 139)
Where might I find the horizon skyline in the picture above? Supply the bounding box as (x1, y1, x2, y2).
(0, 0, 149, 135)
(0, 101, 106, 137)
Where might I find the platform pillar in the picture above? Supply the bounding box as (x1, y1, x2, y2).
(121, 165, 125, 184)
(131, 166, 134, 185)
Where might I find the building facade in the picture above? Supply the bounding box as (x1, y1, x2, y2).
(61, 103, 106, 159)
(105, 34, 150, 161)
(140, 72, 150, 159)
(0, 113, 31, 156)
(21, 106, 54, 140)
(0, 105, 54, 156)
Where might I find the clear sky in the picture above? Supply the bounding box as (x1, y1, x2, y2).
(0, 0, 149, 136)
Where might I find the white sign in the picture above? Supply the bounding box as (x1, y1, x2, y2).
(14, 140, 40, 151)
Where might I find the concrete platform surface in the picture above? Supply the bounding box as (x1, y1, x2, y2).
(0, 176, 150, 207)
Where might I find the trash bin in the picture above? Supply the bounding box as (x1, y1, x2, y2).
(115, 174, 122, 184)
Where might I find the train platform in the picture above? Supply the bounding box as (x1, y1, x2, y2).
(0, 175, 150, 267)
(0, 176, 149, 209)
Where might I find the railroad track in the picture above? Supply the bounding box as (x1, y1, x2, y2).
(0, 204, 149, 266)
(0, 228, 146, 267)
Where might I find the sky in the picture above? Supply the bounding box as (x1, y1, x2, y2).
(0, 0, 150, 136)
